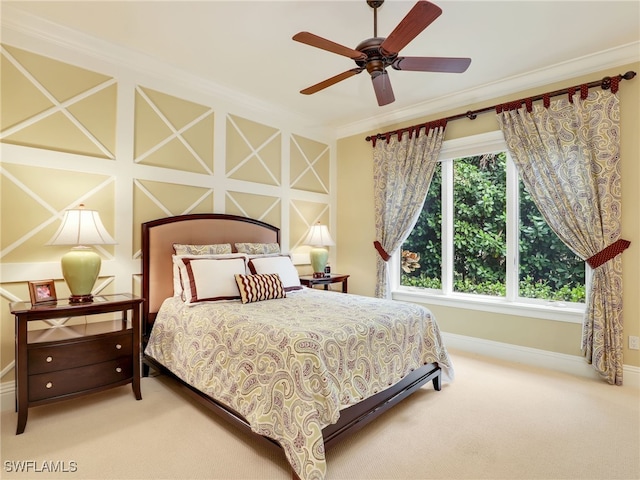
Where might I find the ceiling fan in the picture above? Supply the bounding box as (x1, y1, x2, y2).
(292, 0, 471, 106)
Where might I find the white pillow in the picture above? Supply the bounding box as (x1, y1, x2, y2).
(172, 254, 247, 302)
(248, 255, 302, 291)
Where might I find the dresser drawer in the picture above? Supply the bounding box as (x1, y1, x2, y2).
(28, 333, 132, 375)
(28, 357, 133, 402)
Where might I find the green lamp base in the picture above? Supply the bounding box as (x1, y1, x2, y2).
(60, 246, 101, 303)
(310, 247, 329, 277)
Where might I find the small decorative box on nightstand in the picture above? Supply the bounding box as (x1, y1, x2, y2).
(9, 293, 143, 434)
(299, 274, 350, 293)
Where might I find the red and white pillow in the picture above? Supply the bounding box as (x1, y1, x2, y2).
(171, 248, 300, 304)
(172, 254, 247, 303)
(234, 273, 285, 304)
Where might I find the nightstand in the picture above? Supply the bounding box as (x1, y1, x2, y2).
(9, 293, 143, 434)
(299, 274, 350, 293)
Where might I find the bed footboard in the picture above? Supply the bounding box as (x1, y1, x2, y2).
(145, 352, 440, 454)
(322, 364, 441, 450)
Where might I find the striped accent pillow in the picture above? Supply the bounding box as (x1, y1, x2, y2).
(234, 273, 286, 304)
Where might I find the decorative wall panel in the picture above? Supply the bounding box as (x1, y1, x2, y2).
(0, 45, 116, 158)
(226, 114, 281, 185)
(226, 191, 281, 228)
(0, 163, 115, 263)
(290, 134, 330, 194)
(132, 179, 215, 254)
(0, 35, 333, 387)
(290, 199, 331, 250)
(134, 86, 214, 174)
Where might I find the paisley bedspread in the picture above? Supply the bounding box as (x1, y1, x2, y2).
(145, 288, 452, 480)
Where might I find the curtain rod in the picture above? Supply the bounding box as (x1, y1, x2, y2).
(365, 70, 636, 144)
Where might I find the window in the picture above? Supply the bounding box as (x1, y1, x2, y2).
(394, 131, 586, 322)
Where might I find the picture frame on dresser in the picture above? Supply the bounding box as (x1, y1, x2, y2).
(28, 280, 57, 305)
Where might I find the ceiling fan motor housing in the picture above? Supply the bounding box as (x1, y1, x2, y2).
(355, 37, 397, 75)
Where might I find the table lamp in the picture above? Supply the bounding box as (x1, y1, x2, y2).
(303, 223, 335, 278)
(46, 204, 116, 303)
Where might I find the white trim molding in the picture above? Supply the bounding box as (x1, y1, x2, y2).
(442, 332, 640, 390)
(1, 381, 15, 412)
(337, 42, 640, 138)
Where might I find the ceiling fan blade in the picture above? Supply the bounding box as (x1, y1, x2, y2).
(380, 0, 442, 55)
(300, 68, 364, 95)
(293, 32, 366, 60)
(371, 71, 395, 106)
(393, 56, 471, 73)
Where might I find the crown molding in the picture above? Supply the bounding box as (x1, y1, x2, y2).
(0, 5, 332, 138)
(2, 5, 638, 142)
(335, 41, 640, 139)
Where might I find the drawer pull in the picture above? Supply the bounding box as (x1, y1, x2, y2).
(46, 356, 53, 363)
(46, 382, 53, 389)
(115, 344, 122, 350)
(115, 367, 122, 373)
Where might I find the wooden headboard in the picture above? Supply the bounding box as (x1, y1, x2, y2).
(141, 214, 280, 337)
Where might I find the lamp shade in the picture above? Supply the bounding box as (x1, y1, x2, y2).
(303, 223, 335, 247)
(47, 205, 116, 303)
(47, 207, 116, 247)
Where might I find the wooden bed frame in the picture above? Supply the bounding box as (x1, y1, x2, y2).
(141, 213, 442, 478)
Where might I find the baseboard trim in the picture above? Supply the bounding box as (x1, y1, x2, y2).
(442, 332, 640, 389)
(1, 381, 15, 412)
(2, 335, 638, 411)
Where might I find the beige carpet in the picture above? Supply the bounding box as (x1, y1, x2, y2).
(2, 350, 639, 480)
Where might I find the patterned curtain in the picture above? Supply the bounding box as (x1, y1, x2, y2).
(373, 123, 446, 298)
(496, 88, 630, 385)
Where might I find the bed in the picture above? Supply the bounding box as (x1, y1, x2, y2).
(141, 213, 452, 480)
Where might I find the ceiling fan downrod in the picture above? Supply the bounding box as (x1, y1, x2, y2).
(367, 0, 384, 37)
(359, 0, 391, 77)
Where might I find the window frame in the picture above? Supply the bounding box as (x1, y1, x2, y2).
(391, 131, 587, 324)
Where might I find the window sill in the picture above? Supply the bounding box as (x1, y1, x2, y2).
(392, 288, 585, 324)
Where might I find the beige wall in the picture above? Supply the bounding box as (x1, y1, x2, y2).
(0, 43, 335, 383)
(1, 14, 637, 391)
(337, 63, 640, 368)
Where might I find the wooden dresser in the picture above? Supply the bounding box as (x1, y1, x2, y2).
(10, 293, 143, 434)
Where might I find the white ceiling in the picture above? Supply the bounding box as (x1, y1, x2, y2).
(3, 1, 640, 136)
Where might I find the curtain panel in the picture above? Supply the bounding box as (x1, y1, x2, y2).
(372, 125, 446, 298)
(497, 89, 629, 385)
